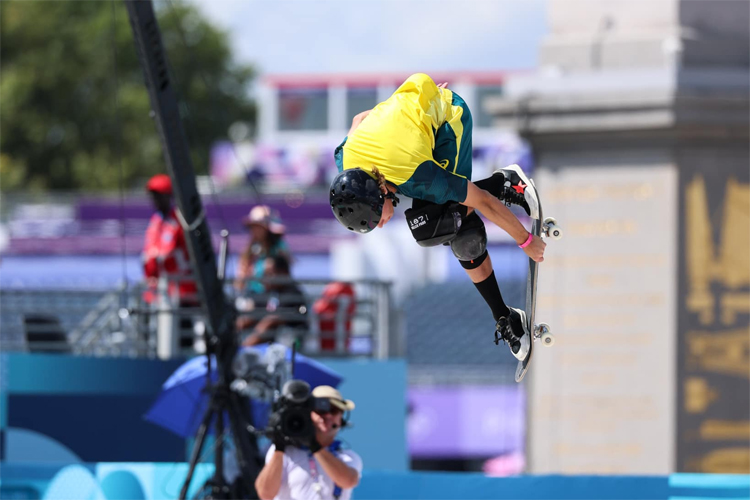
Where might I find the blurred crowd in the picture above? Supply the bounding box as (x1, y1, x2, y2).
(141, 174, 356, 355)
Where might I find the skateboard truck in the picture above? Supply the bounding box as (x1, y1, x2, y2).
(533, 322, 555, 347)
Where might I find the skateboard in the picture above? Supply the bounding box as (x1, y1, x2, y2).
(515, 178, 563, 383)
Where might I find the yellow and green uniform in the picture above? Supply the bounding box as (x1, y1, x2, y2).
(334, 73, 473, 205)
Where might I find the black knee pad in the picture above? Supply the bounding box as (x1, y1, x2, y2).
(451, 212, 487, 263)
(459, 249, 488, 269)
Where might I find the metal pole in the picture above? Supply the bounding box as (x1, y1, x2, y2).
(156, 276, 177, 359)
(218, 229, 229, 282)
(376, 283, 390, 359)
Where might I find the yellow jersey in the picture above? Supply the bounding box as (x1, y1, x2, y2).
(334, 73, 473, 205)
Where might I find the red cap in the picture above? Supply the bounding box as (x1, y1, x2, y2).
(146, 174, 172, 195)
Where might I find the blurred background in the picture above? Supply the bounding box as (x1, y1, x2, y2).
(1, 0, 748, 498)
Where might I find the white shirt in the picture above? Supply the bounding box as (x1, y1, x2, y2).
(265, 444, 363, 500)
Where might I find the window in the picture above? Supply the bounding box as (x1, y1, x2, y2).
(346, 88, 378, 126)
(278, 89, 328, 131)
(475, 85, 504, 128)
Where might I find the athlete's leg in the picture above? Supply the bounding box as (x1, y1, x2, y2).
(461, 255, 511, 321)
(454, 210, 530, 360)
(453, 211, 511, 321)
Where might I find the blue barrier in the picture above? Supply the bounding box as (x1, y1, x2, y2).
(0, 462, 214, 500)
(0, 353, 408, 470)
(357, 472, 668, 499)
(357, 472, 750, 499)
(1, 353, 187, 462)
(1, 463, 748, 500)
(319, 358, 408, 471)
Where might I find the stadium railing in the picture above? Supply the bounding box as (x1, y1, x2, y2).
(0, 278, 396, 359)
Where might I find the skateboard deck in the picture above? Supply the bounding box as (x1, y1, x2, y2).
(514, 191, 541, 383)
(514, 178, 560, 383)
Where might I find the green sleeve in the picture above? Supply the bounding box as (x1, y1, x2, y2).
(334, 137, 347, 173)
(398, 161, 469, 205)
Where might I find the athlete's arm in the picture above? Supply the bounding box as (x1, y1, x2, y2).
(348, 110, 372, 135)
(462, 182, 545, 262)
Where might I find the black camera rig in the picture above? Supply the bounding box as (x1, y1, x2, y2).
(266, 380, 333, 448)
(124, 2, 259, 498)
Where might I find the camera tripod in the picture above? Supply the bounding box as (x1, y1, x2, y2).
(178, 347, 263, 500)
(178, 234, 264, 500)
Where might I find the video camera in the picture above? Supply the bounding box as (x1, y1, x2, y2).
(266, 380, 332, 447)
(229, 348, 335, 448)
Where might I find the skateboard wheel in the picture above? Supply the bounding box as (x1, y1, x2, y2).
(534, 323, 554, 346)
(543, 217, 563, 240)
(546, 223, 563, 240)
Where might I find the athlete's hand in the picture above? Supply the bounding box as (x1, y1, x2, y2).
(437, 82, 448, 90)
(522, 234, 546, 262)
(378, 197, 394, 228)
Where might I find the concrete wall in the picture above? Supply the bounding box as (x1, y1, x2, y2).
(483, 0, 749, 474)
(528, 161, 679, 474)
(540, 0, 749, 71)
(675, 147, 750, 472)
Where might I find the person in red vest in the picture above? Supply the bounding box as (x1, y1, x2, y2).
(142, 174, 198, 308)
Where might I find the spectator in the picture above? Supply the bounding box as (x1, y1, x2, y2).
(312, 282, 356, 352)
(239, 255, 308, 347)
(235, 205, 290, 295)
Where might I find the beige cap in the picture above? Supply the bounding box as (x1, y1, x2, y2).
(312, 385, 355, 411)
(242, 205, 286, 234)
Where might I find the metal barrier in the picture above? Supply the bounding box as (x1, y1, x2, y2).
(0, 278, 395, 359)
(0, 286, 156, 358)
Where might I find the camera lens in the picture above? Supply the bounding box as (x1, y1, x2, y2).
(286, 413, 306, 433)
(281, 408, 311, 438)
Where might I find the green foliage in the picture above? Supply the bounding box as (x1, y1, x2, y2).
(0, 1, 256, 192)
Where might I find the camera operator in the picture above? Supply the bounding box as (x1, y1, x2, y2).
(255, 386, 362, 500)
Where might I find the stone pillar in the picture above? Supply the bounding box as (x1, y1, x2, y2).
(486, 0, 749, 474)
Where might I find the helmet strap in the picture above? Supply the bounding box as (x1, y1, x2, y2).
(385, 191, 400, 208)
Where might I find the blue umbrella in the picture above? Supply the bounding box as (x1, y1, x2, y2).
(144, 344, 343, 438)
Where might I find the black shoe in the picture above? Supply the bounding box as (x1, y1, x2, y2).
(493, 165, 539, 219)
(494, 307, 531, 361)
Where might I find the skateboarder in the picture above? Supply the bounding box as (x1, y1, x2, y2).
(329, 73, 545, 360)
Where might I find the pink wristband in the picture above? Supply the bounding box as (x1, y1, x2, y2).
(519, 233, 533, 249)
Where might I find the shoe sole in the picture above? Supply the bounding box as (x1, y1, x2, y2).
(511, 307, 530, 337)
(509, 307, 531, 360)
(498, 164, 532, 187)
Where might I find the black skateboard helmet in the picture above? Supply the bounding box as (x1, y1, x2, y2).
(329, 168, 385, 233)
